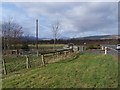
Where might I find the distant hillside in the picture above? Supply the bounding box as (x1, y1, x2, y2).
(20, 36, 51, 41)
(20, 35, 119, 41)
(75, 35, 119, 40)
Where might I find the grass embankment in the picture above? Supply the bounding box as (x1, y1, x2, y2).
(2, 53, 118, 88)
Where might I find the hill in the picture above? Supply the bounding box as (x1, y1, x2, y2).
(20, 35, 119, 41)
(76, 35, 119, 40)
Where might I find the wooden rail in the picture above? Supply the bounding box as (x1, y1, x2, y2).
(40, 48, 73, 55)
(40, 48, 73, 65)
(2, 48, 75, 74)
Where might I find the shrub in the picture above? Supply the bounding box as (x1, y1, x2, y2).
(86, 44, 101, 50)
(21, 44, 29, 51)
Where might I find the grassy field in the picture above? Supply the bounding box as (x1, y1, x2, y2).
(29, 44, 64, 49)
(2, 53, 118, 88)
(9, 44, 65, 50)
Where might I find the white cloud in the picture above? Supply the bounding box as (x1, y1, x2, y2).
(2, 2, 118, 38)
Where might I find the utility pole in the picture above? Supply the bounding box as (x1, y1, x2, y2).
(3, 31, 6, 55)
(36, 19, 39, 56)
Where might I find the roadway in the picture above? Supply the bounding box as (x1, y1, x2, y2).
(101, 44, 120, 63)
(102, 45, 120, 53)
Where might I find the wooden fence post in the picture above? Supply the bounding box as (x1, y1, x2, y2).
(105, 47, 107, 55)
(26, 55, 29, 69)
(41, 55, 45, 65)
(2, 59, 7, 75)
(64, 51, 67, 57)
(101, 46, 104, 50)
(59, 51, 62, 60)
(81, 46, 84, 52)
(55, 52, 57, 60)
(37, 50, 39, 57)
(56, 52, 58, 60)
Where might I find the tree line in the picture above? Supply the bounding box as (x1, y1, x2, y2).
(2, 18, 23, 50)
(1, 18, 119, 51)
(1, 18, 62, 51)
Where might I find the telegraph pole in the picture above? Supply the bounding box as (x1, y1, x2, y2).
(36, 19, 39, 56)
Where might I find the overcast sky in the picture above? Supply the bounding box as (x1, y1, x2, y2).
(1, 2, 118, 38)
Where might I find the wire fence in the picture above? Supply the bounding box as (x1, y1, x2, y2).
(2, 49, 79, 75)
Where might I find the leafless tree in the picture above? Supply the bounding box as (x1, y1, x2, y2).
(51, 20, 61, 50)
(2, 18, 23, 51)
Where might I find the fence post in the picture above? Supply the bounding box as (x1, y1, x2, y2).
(56, 52, 58, 59)
(2, 59, 7, 75)
(105, 47, 107, 55)
(60, 51, 62, 58)
(68, 50, 70, 55)
(64, 51, 67, 56)
(37, 50, 39, 57)
(101, 46, 104, 50)
(26, 55, 29, 69)
(81, 46, 84, 52)
(55, 52, 57, 60)
(41, 55, 45, 65)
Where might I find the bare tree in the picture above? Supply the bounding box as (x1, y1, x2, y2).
(51, 20, 61, 50)
(2, 18, 23, 51)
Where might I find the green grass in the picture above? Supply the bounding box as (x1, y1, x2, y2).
(3, 55, 43, 74)
(2, 53, 118, 88)
(29, 44, 64, 49)
(9, 44, 65, 50)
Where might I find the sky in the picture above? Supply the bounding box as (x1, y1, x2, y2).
(1, 1, 118, 39)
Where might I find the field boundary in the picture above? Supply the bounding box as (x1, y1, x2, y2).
(2, 48, 78, 75)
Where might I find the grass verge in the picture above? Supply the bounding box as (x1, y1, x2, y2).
(2, 53, 118, 88)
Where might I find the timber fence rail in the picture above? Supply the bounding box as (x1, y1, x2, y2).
(2, 48, 77, 75)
